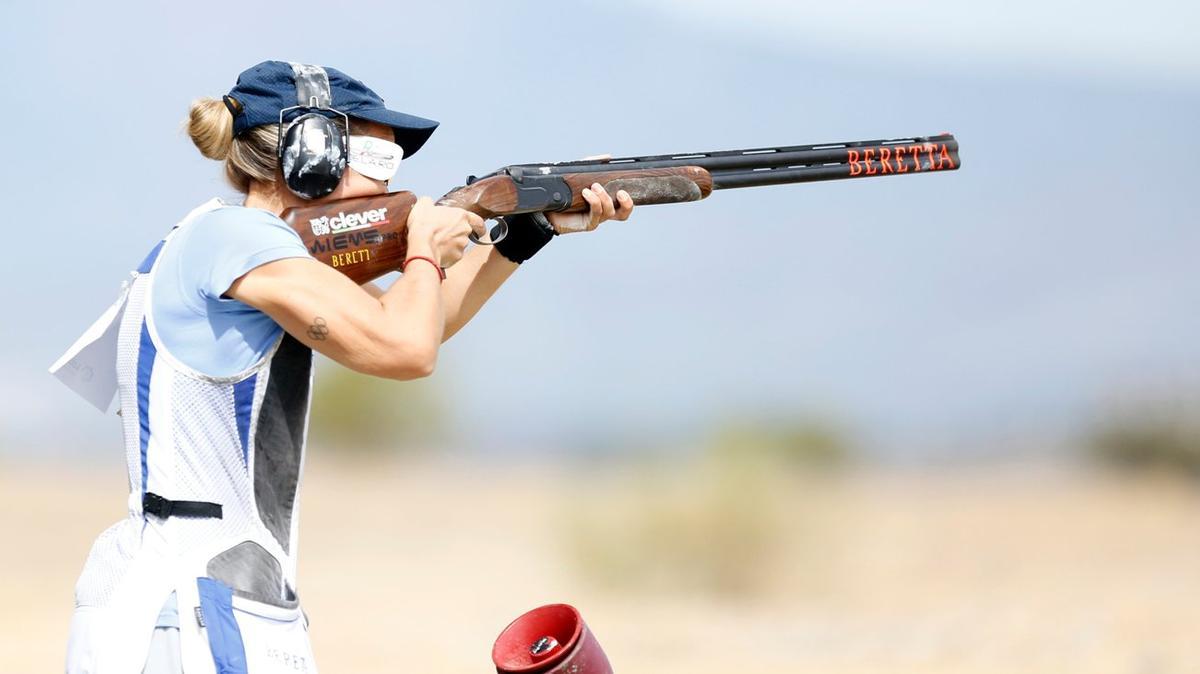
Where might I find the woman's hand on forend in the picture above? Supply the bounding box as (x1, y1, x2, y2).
(546, 154, 635, 234)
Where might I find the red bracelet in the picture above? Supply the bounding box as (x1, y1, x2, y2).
(402, 256, 446, 281)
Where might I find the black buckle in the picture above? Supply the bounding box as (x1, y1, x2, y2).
(142, 491, 223, 519)
(143, 492, 172, 518)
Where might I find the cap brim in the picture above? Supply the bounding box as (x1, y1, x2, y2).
(349, 107, 439, 158)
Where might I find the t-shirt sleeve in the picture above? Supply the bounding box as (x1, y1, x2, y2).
(177, 207, 311, 308)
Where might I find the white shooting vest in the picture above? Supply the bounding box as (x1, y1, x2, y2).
(54, 199, 317, 673)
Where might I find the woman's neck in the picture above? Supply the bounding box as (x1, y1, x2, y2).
(243, 183, 303, 216)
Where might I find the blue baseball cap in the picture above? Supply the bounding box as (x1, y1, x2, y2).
(223, 60, 439, 158)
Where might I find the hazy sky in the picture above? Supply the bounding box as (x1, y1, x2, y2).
(1, 0, 1196, 457)
(638, 0, 1199, 87)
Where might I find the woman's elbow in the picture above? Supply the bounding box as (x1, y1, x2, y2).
(376, 341, 438, 380)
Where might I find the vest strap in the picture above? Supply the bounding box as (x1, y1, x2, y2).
(143, 492, 223, 519)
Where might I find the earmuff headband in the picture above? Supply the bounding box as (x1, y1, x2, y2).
(289, 62, 332, 109)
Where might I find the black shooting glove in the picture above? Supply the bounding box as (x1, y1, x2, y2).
(493, 212, 557, 264)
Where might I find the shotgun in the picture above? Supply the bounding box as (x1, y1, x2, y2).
(280, 133, 960, 284)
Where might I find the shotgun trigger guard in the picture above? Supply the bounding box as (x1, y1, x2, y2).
(469, 218, 509, 246)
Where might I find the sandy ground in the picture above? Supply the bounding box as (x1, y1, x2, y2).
(2, 455, 1198, 673)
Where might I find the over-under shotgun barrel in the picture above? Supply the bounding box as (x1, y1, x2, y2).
(508, 134, 960, 189)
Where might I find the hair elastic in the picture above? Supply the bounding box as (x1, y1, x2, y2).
(222, 94, 243, 117)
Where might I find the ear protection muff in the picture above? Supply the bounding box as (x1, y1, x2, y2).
(277, 63, 349, 200)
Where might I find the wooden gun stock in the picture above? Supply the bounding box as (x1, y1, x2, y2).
(280, 190, 418, 285)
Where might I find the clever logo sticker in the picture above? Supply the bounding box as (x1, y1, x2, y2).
(309, 207, 389, 236)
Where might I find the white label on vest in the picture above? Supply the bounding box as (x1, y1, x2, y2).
(48, 278, 132, 413)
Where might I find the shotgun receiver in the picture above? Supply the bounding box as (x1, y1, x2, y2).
(280, 133, 960, 284)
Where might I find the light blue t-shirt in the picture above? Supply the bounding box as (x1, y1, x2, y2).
(151, 204, 311, 377)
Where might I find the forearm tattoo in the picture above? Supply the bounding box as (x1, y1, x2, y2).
(306, 317, 330, 341)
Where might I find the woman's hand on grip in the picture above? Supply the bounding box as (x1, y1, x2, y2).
(406, 196, 485, 267)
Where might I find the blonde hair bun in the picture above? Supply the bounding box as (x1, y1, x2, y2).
(187, 97, 234, 161)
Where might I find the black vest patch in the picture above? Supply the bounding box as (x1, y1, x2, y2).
(253, 333, 312, 554)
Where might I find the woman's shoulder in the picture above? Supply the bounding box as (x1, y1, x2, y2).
(160, 201, 309, 307)
(187, 202, 300, 241)
(169, 202, 307, 265)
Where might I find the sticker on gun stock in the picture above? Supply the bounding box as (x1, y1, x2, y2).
(329, 248, 372, 268)
(307, 228, 396, 255)
(309, 207, 390, 236)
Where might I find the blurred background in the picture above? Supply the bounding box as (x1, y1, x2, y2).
(2, 0, 1199, 672)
